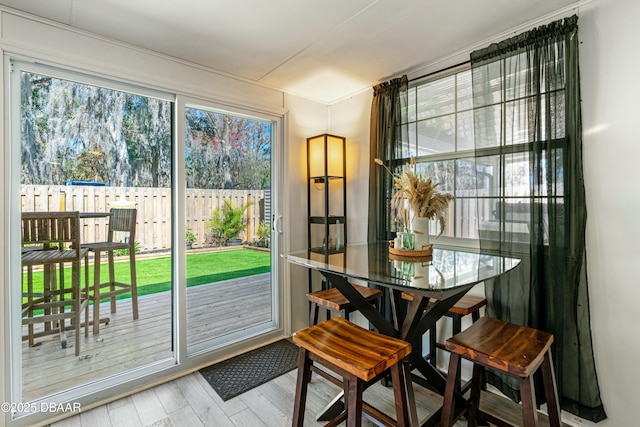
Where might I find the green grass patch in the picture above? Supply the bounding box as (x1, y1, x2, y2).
(22, 249, 271, 306)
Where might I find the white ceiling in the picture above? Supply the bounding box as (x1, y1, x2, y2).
(0, 0, 581, 104)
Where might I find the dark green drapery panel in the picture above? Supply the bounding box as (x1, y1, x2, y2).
(367, 76, 408, 243)
(471, 15, 606, 422)
(367, 76, 408, 323)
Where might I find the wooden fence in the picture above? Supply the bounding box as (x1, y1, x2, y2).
(21, 185, 266, 253)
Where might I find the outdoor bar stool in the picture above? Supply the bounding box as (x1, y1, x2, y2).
(21, 211, 89, 356)
(307, 284, 382, 325)
(292, 317, 417, 427)
(441, 317, 561, 427)
(82, 208, 138, 335)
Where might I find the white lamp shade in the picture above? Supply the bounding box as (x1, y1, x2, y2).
(308, 134, 344, 178)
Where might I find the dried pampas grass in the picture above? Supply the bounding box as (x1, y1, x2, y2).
(390, 170, 454, 238)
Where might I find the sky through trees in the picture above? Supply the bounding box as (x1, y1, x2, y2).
(20, 72, 271, 189)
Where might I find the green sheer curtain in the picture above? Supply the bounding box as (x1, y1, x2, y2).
(367, 75, 408, 243)
(368, 76, 408, 324)
(471, 15, 606, 422)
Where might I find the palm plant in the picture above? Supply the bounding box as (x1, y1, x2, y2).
(208, 199, 253, 245)
(256, 221, 271, 247)
(185, 228, 196, 248)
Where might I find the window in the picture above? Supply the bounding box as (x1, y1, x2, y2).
(15, 64, 175, 404)
(183, 103, 277, 355)
(395, 61, 565, 248)
(396, 66, 478, 242)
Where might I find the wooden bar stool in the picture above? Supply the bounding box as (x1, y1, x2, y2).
(433, 295, 486, 391)
(21, 212, 89, 356)
(292, 317, 417, 427)
(402, 292, 485, 389)
(82, 208, 138, 335)
(307, 284, 382, 325)
(441, 317, 561, 427)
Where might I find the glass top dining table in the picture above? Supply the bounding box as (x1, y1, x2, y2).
(284, 241, 521, 426)
(285, 241, 520, 296)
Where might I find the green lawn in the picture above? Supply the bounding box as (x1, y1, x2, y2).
(22, 249, 271, 303)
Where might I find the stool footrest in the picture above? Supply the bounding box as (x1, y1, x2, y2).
(476, 409, 512, 427)
(310, 365, 343, 387)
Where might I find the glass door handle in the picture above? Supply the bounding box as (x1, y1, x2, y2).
(273, 214, 283, 234)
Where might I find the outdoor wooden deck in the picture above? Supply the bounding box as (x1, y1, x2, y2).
(21, 273, 272, 402)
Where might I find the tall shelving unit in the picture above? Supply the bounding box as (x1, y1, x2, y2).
(306, 134, 346, 294)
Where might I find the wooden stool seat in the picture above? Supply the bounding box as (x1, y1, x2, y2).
(441, 317, 561, 427)
(307, 284, 382, 325)
(445, 295, 487, 317)
(292, 317, 416, 426)
(401, 292, 486, 318)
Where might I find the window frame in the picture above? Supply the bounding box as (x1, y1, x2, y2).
(392, 62, 567, 252)
(394, 64, 480, 249)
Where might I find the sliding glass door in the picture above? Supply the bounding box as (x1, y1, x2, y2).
(183, 103, 278, 354)
(6, 59, 283, 425)
(11, 61, 176, 405)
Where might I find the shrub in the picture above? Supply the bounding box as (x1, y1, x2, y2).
(208, 199, 253, 246)
(114, 240, 140, 256)
(185, 228, 196, 245)
(256, 221, 271, 247)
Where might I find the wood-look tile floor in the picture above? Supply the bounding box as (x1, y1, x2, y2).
(47, 368, 564, 427)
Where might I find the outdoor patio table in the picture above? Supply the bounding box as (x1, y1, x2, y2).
(283, 241, 520, 426)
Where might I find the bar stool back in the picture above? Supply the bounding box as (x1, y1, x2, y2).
(21, 211, 89, 355)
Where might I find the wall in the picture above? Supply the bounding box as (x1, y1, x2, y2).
(282, 94, 328, 333)
(283, 90, 373, 333)
(578, 0, 640, 425)
(329, 91, 373, 245)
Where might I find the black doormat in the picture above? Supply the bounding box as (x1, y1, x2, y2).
(199, 339, 299, 401)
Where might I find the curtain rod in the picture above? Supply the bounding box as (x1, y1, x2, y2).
(408, 61, 468, 83)
(396, 0, 594, 83)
